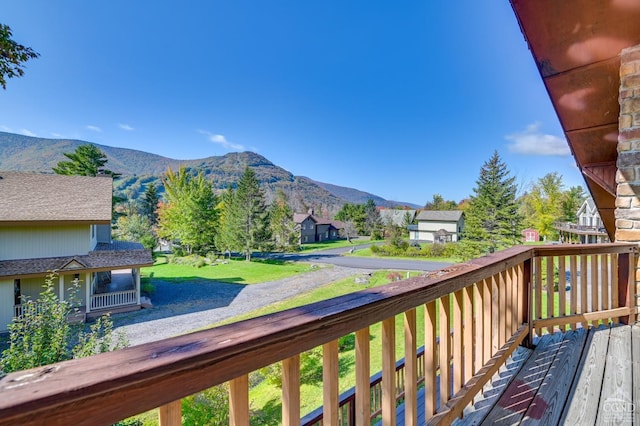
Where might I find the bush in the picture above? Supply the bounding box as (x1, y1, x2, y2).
(182, 384, 230, 425)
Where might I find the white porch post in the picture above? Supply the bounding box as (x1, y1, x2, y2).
(85, 272, 91, 313)
(135, 268, 141, 305)
(58, 275, 64, 302)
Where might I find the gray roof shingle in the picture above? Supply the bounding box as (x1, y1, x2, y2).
(416, 210, 464, 222)
(0, 171, 113, 223)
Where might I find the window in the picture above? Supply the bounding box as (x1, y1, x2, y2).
(14, 279, 21, 305)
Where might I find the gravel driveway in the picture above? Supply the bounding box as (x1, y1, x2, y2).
(113, 265, 372, 346)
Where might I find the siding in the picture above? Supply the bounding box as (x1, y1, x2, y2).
(0, 224, 92, 261)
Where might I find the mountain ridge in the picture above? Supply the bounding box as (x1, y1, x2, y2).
(0, 131, 418, 212)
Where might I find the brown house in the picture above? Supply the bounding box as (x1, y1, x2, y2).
(293, 209, 344, 244)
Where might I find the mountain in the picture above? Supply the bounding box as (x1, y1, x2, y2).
(0, 131, 415, 212)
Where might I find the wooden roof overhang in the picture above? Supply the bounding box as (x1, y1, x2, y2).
(509, 0, 640, 240)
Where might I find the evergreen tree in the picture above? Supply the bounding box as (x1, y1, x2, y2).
(140, 182, 160, 226)
(215, 186, 237, 257)
(53, 144, 119, 177)
(364, 199, 382, 238)
(464, 151, 522, 250)
(269, 189, 297, 251)
(0, 23, 39, 89)
(335, 203, 366, 234)
(157, 167, 218, 255)
(224, 167, 270, 261)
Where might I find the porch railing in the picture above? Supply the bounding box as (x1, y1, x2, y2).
(13, 302, 45, 318)
(90, 289, 137, 310)
(0, 244, 636, 426)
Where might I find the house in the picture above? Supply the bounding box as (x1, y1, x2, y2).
(554, 197, 610, 244)
(379, 209, 416, 228)
(0, 172, 153, 332)
(293, 209, 344, 244)
(410, 210, 464, 243)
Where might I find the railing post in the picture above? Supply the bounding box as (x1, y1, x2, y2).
(522, 258, 533, 348)
(356, 327, 371, 426)
(158, 400, 182, 426)
(323, 340, 339, 425)
(618, 252, 631, 325)
(282, 355, 300, 426)
(230, 375, 249, 426)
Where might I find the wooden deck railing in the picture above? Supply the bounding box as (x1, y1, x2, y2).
(0, 244, 636, 426)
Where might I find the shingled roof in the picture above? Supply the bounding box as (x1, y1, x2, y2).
(0, 242, 153, 278)
(0, 171, 113, 223)
(416, 210, 464, 222)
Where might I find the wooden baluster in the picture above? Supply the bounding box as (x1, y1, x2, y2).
(473, 281, 483, 374)
(491, 275, 500, 353)
(323, 340, 339, 425)
(570, 255, 578, 331)
(629, 250, 636, 323)
(424, 302, 437, 420)
(453, 290, 463, 395)
(356, 327, 371, 426)
(558, 256, 566, 332)
(499, 271, 507, 346)
(382, 317, 397, 426)
(591, 254, 599, 326)
(463, 285, 473, 385)
(580, 256, 588, 329)
(618, 252, 632, 325)
(158, 400, 182, 426)
(282, 355, 300, 426)
(505, 268, 513, 339)
(439, 295, 451, 405)
(534, 257, 542, 337)
(612, 254, 619, 323)
(601, 254, 609, 321)
(405, 308, 417, 426)
(230, 375, 249, 426)
(546, 256, 554, 334)
(523, 258, 532, 348)
(483, 278, 491, 362)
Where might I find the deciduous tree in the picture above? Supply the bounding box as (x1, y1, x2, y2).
(424, 194, 458, 210)
(157, 167, 218, 255)
(0, 23, 39, 89)
(269, 189, 297, 251)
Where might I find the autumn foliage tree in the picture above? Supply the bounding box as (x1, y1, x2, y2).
(157, 167, 218, 255)
(0, 23, 39, 89)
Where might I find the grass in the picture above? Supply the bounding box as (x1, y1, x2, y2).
(142, 256, 315, 284)
(297, 238, 371, 252)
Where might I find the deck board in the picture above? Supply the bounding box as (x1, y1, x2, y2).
(521, 328, 587, 425)
(480, 332, 564, 425)
(596, 325, 633, 425)
(560, 326, 610, 425)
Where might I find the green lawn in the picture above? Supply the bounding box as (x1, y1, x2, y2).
(297, 238, 372, 253)
(142, 256, 315, 284)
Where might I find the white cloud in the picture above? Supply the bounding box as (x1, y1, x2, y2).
(21, 129, 37, 137)
(0, 125, 12, 132)
(118, 123, 134, 131)
(505, 122, 570, 156)
(51, 132, 63, 138)
(198, 130, 246, 151)
(86, 125, 102, 132)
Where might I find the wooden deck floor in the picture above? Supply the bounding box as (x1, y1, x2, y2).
(394, 324, 640, 425)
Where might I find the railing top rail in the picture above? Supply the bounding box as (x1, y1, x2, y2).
(534, 243, 637, 257)
(0, 243, 623, 426)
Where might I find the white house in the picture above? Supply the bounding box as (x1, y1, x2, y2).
(0, 172, 153, 332)
(410, 210, 464, 243)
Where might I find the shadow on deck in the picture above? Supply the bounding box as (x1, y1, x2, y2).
(392, 324, 639, 425)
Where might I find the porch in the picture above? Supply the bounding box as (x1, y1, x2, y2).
(12, 269, 140, 321)
(0, 243, 637, 425)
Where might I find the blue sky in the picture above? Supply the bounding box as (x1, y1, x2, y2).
(1, 1, 583, 206)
